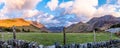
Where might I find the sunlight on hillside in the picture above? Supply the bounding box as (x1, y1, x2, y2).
(0, 18, 30, 27)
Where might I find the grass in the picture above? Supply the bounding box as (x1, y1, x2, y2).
(0, 32, 119, 45)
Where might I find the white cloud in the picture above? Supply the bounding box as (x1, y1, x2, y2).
(60, 0, 120, 20)
(4, 0, 42, 10)
(111, 12, 120, 17)
(22, 10, 42, 18)
(38, 14, 60, 24)
(58, 0, 98, 19)
(0, 0, 42, 19)
(0, 0, 4, 3)
(0, 16, 8, 19)
(59, 1, 73, 9)
(0, 13, 8, 19)
(92, 0, 120, 17)
(46, 0, 59, 11)
(66, 22, 78, 27)
(94, 5, 116, 17)
(70, 0, 98, 18)
(59, 1, 73, 15)
(118, 0, 120, 4)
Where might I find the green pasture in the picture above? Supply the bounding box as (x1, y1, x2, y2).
(0, 32, 119, 45)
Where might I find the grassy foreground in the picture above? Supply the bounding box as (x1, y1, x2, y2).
(0, 32, 119, 45)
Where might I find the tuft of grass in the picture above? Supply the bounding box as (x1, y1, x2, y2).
(0, 32, 119, 45)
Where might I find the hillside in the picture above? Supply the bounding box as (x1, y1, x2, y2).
(87, 15, 120, 30)
(66, 22, 92, 32)
(0, 18, 31, 27)
(0, 18, 47, 32)
(66, 15, 120, 32)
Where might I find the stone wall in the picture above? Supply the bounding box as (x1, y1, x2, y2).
(0, 39, 120, 48)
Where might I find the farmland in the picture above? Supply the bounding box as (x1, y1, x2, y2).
(0, 32, 119, 45)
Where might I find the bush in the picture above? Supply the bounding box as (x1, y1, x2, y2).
(110, 24, 120, 28)
(3, 28, 12, 32)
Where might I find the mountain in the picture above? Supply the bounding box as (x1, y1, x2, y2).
(47, 27, 64, 32)
(65, 22, 92, 32)
(66, 15, 120, 32)
(87, 15, 120, 30)
(0, 18, 30, 27)
(0, 18, 48, 32)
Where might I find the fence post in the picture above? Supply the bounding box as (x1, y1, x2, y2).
(1, 32, 4, 41)
(63, 27, 66, 45)
(12, 26, 16, 40)
(12, 26, 17, 48)
(0, 27, 4, 41)
(93, 30, 96, 43)
(110, 32, 112, 40)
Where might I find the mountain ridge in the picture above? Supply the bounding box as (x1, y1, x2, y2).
(66, 15, 120, 32)
(0, 18, 48, 32)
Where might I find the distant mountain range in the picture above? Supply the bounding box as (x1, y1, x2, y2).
(0, 18, 48, 32)
(1, 15, 120, 32)
(65, 15, 120, 32)
(47, 27, 64, 32)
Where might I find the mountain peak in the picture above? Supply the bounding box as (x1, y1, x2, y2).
(100, 15, 115, 20)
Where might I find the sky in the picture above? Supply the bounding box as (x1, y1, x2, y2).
(0, 0, 120, 27)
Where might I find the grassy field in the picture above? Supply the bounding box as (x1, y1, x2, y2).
(0, 32, 119, 45)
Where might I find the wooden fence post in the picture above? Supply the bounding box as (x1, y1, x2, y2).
(12, 26, 16, 40)
(63, 27, 66, 45)
(1, 32, 4, 41)
(110, 32, 112, 40)
(12, 26, 17, 48)
(93, 30, 96, 43)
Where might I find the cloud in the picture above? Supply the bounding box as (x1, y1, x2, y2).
(56, 0, 98, 23)
(0, 0, 42, 19)
(60, 0, 120, 19)
(46, 0, 59, 11)
(59, 1, 73, 15)
(59, 1, 73, 9)
(0, 16, 8, 19)
(118, 0, 120, 4)
(0, 0, 4, 3)
(4, 0, 42, 10)
(0, 12, 8, 19)
(65, 21, 78, 27)
(94, 5, 116, 17)
(70, 0, 98, 18)
(93, 0, 120, 17)
(37, 13, 60, 24)
(22, 9, 42, 18)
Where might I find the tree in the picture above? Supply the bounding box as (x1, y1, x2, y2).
(4, 28, 12, 32)
(15, 29, 21, 32)
(22, 28, 25, 32)
(110, 24, 120, 28)
(27, 29, 30, 32)
(94, 28, 99, 31)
